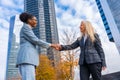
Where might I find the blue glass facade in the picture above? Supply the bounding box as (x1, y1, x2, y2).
(96, 0, 114, 42)
(24, 0, 40, 40)
(43, 0, 52, 43)
(106, 0, 120, 33)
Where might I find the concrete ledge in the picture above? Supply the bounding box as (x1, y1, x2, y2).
(90, 71, 120, 80)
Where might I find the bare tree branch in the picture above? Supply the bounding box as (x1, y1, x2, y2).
(59, 28, 80, 79)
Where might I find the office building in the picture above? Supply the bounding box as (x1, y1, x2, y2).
(96, 0, 120, 53)
(6, 15, 23, 80)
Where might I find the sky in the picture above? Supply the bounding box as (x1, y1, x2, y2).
(0, 0, 120, 80)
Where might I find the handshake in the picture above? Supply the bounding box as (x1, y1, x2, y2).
(50, 44, 62, 51)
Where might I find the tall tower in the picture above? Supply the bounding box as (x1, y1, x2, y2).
(95, 0, 120, 53)
(24, 0, 60, 64)
(6, 15, 23, 80)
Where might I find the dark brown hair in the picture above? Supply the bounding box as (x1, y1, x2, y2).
(19, 12, 35, 23)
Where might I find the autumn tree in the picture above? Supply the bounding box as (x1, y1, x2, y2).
(61, 28, 79, 80)
(36, 54, 56, 80)
(58, 28, 80, 80)
(55, 61, 71, 80)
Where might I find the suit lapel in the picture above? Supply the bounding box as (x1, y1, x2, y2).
(81, 36, 84, 47)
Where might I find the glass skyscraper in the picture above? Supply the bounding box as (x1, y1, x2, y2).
(95, 0, 120, 53)
(6, 15, 23, 80)
(24, 0, 60, 64)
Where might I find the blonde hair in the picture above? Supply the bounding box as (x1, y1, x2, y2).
(81, 20, 95, 42)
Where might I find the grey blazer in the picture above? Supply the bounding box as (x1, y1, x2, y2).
(61, 34, 106, 67)
(16, 24, 50, 67)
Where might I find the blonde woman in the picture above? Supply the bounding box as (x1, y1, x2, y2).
(53, 21, 106, 80)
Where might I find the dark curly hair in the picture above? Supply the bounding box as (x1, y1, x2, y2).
(19, 12, 35, 23)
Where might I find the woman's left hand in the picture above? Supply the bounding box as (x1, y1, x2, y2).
(102, 66, 106, 71)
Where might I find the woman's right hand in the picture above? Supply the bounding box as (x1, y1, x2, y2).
(102, 66, 106, 71)
(50, 44, 62, 50)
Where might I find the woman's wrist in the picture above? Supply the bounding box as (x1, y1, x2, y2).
(49, 44, 52, 47)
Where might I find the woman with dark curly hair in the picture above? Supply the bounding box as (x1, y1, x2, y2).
(16, 12, 55, 80)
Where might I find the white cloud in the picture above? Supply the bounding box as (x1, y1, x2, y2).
(0, 0, 24, 29)
(0, 18, 9, 29)
(55, 0, 100, 29)
(0, 0, 16, 8)
(0, 7, 20, 18)
(0, 6, 22, 30)
(0, 0, 24, 9)
(0, 29, 9, 80)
